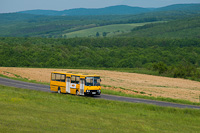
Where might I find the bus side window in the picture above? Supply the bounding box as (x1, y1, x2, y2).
(71, 76, 80, 84)
(55, 74, 60, 81)
(75, 76, 80, 84)
(60, 74, 66, 82)
(71, 75, 75, 83)
(51, 73, 56, 81)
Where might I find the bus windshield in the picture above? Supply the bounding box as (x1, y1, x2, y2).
(85, 77, 100, 86)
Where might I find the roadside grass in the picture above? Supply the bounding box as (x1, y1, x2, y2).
(0, 74, 49, 85)
(1, 74, 200, 106)
(0, 85, 200, 132)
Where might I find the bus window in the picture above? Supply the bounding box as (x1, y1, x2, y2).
(85, 77, 93, 86)
(85, 77, 100, 86)
(60, 74, 66, 82)
(76, 76, 80, 83)
(55, 74, 59, 81)
(52, 73, 66, 82)
(94, 77, 100, 86)
(71, 75, 75, 82)
(51, 73, 56, 81)
(71, 75, 80, 84)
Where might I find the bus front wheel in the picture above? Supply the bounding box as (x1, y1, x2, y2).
(76, 90, 79, 96)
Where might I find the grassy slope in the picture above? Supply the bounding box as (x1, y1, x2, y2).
(0, 85, 200, 132)
(63, 22, 155, 38)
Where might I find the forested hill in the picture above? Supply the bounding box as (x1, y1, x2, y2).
(18, 4, 200, 16)
(155, 3, 200, 12)
(122, 16, 200, 38)
(1, 37, 200, 68)
(0, 37, 200, 80)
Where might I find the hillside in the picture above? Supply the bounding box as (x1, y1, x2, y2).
(122, 16, 200, 38)
(0, 4, 200, 38)
(155, 3, 200, 12)
(0, 13, 199, 38)
(0, 13, 106, 37)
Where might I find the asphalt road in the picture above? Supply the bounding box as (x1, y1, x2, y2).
(0, 77, 200, 109)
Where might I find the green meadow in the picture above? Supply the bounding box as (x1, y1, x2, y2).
(0, 85, 200, 132)
(63, 22, 154, 38)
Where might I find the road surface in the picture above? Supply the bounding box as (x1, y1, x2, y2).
(0, 77, 200, 109)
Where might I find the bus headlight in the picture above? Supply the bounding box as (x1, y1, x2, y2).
(86, 90, 90, 93)
(97, 90, 101, 93)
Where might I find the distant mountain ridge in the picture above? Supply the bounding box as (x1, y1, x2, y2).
(19, 5, 154, 16)
(18, 4, 200, 16)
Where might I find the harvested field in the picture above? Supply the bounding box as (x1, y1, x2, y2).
(0, 67, 200, 102)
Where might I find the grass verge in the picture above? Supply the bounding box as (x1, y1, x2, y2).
(0, 74, 49, 85)
(0, 85, 200, 132)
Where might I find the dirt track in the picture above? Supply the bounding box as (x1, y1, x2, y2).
(0, 67, 200, 102)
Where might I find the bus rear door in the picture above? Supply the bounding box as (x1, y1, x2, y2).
(66, 77, 70, 93)
(80, 78, 85, 95)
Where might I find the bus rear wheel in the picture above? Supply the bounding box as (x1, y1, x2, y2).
(58, 87, 61, 94)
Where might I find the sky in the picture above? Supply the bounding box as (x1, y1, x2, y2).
(0, 0, 200, 13)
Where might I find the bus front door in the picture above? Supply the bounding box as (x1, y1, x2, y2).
(66, 77, 70, 93)
(80, 79, 84, 95)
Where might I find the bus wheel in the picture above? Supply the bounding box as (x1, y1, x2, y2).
(76, 90, 79, 96)
(58, 87, 61, 94)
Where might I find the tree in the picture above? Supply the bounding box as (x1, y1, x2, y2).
(103, 32, 107, 37)
(153, 62, 168, 74)
(96, 32, 100, 37)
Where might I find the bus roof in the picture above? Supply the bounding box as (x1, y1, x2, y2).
(51, 71, 100, 77)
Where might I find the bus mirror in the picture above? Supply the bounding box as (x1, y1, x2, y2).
(100, 79, 102, 82)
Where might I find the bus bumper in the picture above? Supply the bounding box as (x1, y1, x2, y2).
(85, 90, 101, 95)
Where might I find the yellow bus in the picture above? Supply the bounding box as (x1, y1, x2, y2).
(50, 72, 101, 96)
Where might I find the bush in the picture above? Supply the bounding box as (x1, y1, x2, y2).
(153, 62, 168, 74)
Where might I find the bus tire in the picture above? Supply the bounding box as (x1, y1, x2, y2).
(58, 87, 61, 94)
(76, 90, 79, 96)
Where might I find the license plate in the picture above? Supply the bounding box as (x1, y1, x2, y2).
(92, 92, 96, 94)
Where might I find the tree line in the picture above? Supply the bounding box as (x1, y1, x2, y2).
(0, 37, 199, 80)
